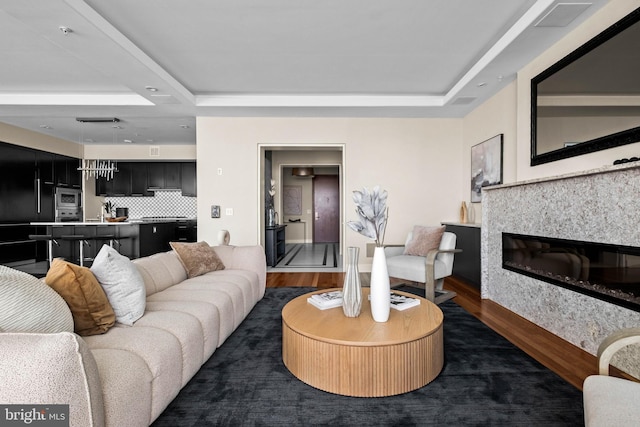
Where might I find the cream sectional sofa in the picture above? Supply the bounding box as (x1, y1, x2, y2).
(0, 244, 266, 427)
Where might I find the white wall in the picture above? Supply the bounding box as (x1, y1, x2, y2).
(196, 117, 463, 270)
(461, 81, 518, 223)
(0, 122, 82, 158)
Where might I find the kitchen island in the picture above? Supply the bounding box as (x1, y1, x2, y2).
(30, 218, 196, 265)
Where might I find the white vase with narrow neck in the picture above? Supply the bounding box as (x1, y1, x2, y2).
(370, 246, 390, 322)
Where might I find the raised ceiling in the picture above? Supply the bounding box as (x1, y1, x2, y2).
(0, 0, 607, 145)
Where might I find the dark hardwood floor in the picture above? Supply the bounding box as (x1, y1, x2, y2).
(266, 272, 608, 391)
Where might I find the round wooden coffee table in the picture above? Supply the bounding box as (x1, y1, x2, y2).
(282, 288, 444, 397)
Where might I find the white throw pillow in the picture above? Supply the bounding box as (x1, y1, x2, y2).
(0, 265, 74, 333)
(91, 244, 146, 326)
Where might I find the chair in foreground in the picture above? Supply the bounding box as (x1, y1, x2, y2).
(583, 327, 640, 427)
(385, 226, 461, 304)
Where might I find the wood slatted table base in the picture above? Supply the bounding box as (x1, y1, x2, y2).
(282, 288, 444, 397)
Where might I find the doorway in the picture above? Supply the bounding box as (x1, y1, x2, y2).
(259, 144, 345, 272)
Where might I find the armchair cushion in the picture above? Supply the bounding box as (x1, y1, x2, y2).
(403, 225, 445, 257)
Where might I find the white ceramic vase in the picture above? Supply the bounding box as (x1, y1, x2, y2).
(370, 246, 390, 322)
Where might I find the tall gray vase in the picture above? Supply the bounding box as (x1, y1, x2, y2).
(342, 247, 362, 317)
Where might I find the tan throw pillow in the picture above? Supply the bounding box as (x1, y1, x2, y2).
(403, 225, 446, 257)
(46, 259, 116, 336)
(170, 241, 225, 278)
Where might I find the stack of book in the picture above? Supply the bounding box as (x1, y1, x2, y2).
(368, 292, 421, 311)
(307, 290, 343, 310)
(389, 292, 420, 311)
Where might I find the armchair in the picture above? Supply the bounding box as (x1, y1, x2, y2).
(583, 328, 640, 426)
(384, 229, 460, 304)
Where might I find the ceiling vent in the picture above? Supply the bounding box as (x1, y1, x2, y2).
(75, 117, 120, 123)
(534, 3, 592, 27)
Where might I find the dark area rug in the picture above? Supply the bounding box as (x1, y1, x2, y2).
(152, 287, 583, 426)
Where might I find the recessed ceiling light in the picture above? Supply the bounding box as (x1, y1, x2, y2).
(146, 139, 154, 142)
(180, 125, 190, 129)
(39, 124, 51, 129)
(145, 86, 158, 92)
(124, 139, 133, 143)
(477, 82, 487, 87)
(112, 125, 122, 129)
(59, 26, 72, 35)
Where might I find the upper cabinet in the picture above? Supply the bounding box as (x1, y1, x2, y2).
(181, 162, 197, 196)
(0, 141, 78, 222)
(54, 155, 81, 188)
(96, 161, 196, 197)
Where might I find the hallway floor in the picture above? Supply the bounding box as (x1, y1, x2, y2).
(268, 243, 343, 273)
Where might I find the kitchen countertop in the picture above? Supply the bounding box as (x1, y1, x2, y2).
(31, 218, 196, 226)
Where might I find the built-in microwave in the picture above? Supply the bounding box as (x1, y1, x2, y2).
(55, 187, 82, 209)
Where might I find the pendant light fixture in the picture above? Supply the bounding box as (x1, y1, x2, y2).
(292, 167, 315, 177)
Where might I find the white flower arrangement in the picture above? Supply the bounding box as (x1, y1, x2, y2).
(346, 186, 389, 247)
(267, 179, 276, 208)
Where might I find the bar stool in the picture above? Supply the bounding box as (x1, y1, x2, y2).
(111, 235, 131, 253)
(28, 234, 59, 266)
(95, 234, 116, 248)
(60, 235, 90, 266)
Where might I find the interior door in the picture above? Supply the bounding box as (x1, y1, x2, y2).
(313, 175, 340, 243)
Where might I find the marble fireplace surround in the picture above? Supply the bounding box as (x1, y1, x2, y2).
(482, 163, 640, 372)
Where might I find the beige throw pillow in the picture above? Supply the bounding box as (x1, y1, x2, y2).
(403, 225, 445, 257)
(45, 259, 116, 336)
(170, 241, 225, 278)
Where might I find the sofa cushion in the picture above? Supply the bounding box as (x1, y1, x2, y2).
(0, 265, 74, 334)
(45, 259, 116, 336)
(133, 251, 188, 296)
(170, 241, 225, 278)
(135, 310, 205, 386)
(83, 326, 183, 421)
(91, 348, 153, 427)
(145, 300, 220, 361)
(403, 225, 445, 256)
(91, 244, 146, 326)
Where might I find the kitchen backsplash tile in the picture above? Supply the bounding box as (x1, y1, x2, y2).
(105, 190, 196, 219)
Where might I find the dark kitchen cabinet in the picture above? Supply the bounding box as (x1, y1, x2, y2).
(110, 162, 132, 196)
(139, 222, 175, 257)
(54, 155, 81, 188)
(165, 162, 181, 189)
(147, 163, 165, 190)
(131, 163, 151, 196)
(174, 219, 197, 242)
(181, 162, 197, 196)
(95, 161, 196, 196)
(35, 152, 55, 222)
(0, 143, 37, 222)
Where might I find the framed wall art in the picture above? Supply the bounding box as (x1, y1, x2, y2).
(283, 185, 302, 215)
(471, 134, 503, 202)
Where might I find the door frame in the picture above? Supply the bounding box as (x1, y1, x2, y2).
(257, 143, 346, 266)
